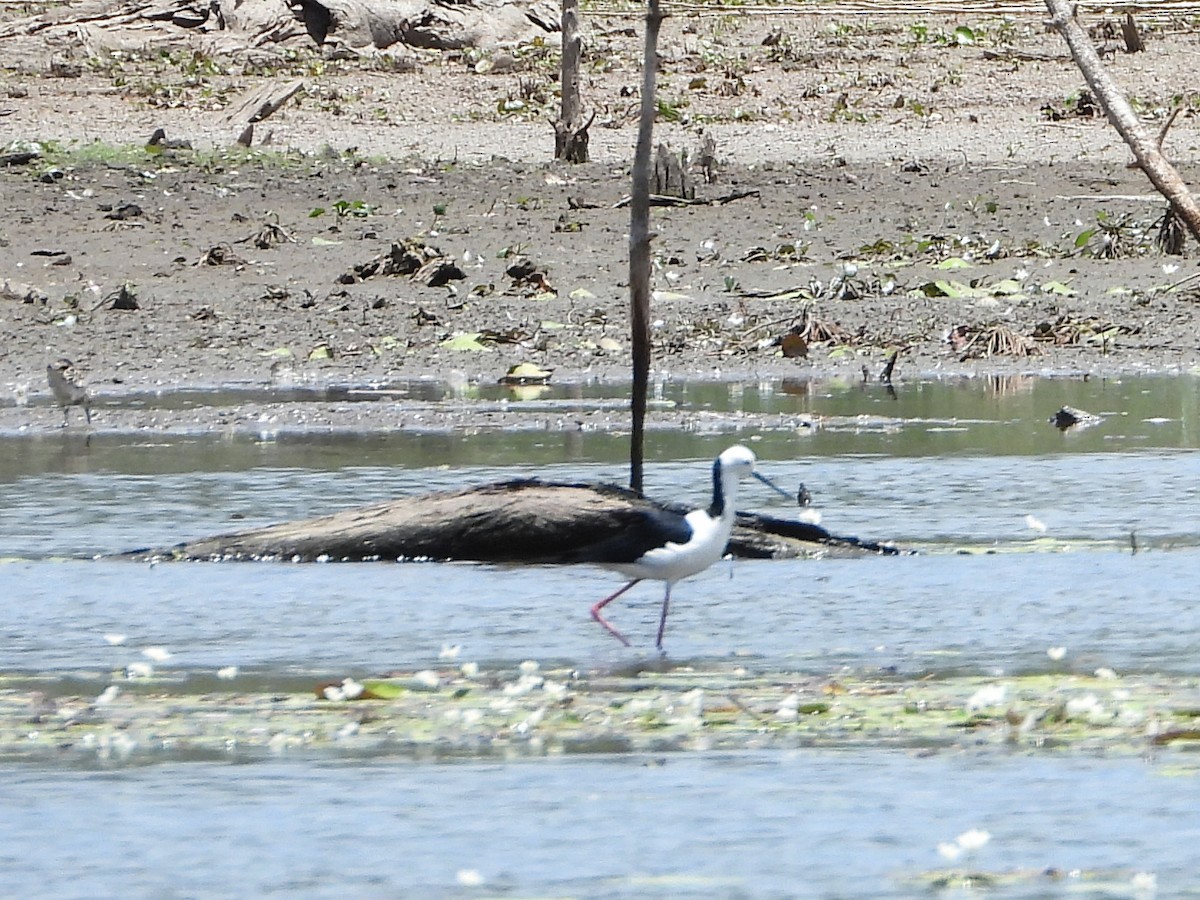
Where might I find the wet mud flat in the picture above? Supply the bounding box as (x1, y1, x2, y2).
(3, 153, 1200, 429)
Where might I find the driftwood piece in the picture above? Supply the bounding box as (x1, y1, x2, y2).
(653, 143, 694, 200)
(127, 479, 902, 563)
(338, 238, 464, 286)
(298, 0, 557, 50)
(0, 149, 40, 167)
(223, 78, 305, 127)
(1044, 0, 1200, 244)
(981, 48, 1065, 62)
(0, 0, 134, 38)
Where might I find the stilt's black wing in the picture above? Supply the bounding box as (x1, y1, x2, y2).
(554, 505, 693, 565)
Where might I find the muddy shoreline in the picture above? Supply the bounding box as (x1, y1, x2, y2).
(3, 153, 1199, 437)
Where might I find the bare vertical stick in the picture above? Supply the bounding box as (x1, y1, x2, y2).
(554, 0, 592, 163)
(629, 0, 664, 494)
(1044, 0, 1200, 242)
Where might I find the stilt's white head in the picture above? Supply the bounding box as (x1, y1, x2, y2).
(717, 444, 757, 476)
(709, 445, 758, 518)
(712, 445, 791, 517)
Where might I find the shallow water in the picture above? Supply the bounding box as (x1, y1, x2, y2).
(4, 549, 1200, 679)
(3, 374, 1200, 896)
(1, 752, 1194, 898)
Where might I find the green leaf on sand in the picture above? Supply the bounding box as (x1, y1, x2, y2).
(441, 332, 491, 352)
(920, 279, 988, 299)
(1040, 280, 1076, 296)
(935, 257, 972, 270)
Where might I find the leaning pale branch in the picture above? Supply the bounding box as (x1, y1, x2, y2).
(1044, 0, 1200, 242)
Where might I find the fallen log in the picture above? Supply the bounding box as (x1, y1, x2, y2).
(126, 479, 903, 563)
(0, 0, 557, 67)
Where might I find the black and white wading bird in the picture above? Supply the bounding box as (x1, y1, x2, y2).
(589, 444, 790, 650)
(46, 358, 92, 425)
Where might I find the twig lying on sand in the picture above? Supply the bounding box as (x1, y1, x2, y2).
(614, 189, 760, 208)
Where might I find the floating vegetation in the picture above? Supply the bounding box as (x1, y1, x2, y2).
(908, 866, 1160, 894)
(4, 665, 1200, 766)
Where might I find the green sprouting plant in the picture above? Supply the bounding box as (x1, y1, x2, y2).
(952, 25, 976, 46)
(934, 68, 964, 89)
(177, 50, 225, 78)
(825, 21, 850, 41)
(311, 199, 373, 219)
(858, 238, 900, 258)
(908, 22, 976, 47)
(827, 93, 871, 124)
(1072, 211, 1155, 259)
(906, 99, 930, 119)
(332, 199, 373, 218)
(988, 16, 1020, 46)
(964, 196, 999, 216)
(656, 98, 686, 123)
(742, 242, 810, 263)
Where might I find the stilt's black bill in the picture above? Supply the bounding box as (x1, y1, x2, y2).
(752, 470, 794, 501)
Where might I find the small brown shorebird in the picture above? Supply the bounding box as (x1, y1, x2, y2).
(46, 358, 92, 425)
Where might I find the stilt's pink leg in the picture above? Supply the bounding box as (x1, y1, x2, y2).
(590, 579, 640, 647)
(655, 584, 673, 650)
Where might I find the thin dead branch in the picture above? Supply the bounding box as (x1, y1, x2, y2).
(1154, 105, 1182, 154)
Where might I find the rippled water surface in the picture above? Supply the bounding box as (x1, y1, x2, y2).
(2, 752, 1196, 898)
(4, 374, 1200, 896)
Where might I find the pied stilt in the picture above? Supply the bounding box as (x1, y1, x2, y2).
(588, 444, 789, 649)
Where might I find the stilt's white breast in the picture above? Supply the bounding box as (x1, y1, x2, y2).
(611, 508, 732, 584)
